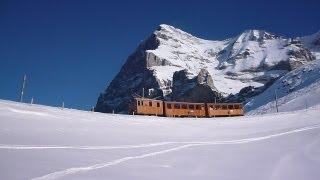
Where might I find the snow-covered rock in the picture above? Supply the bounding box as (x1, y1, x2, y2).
(95, 24, 316, 113)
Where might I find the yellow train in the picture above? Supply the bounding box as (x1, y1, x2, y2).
(129, 97, 244, 117)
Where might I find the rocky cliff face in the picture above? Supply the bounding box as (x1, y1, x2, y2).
(95, 24, 316, 113)
(95, 33, 162, 113)
(170, 69, 221, 103)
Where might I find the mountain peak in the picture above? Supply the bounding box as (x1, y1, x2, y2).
(158, 24, 175, 30)
(156, 24, 193, 36)
(154, 24, 201, 44)
(236, 29, 279, 42)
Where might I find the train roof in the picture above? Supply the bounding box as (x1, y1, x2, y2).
(164, 101, 205, 105)
(133, 97, 242, 106)
(206, 102, 243, 105)
(133, 97, 163, 102)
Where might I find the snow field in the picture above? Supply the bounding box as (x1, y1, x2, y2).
(0, 100, 320, 179)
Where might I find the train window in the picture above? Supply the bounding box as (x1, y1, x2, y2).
(196, 105, 201, 110)
(182, 104, 187, 109)
(189, 105, 194, 109)
(141, 101, 144, 105)
(215, 105, 220, 110)
(157, 102, 160, 107)
(167, 104, 172, 109)
(222, 105, 228, 110)
(174, 104, 180, 109)
(149, 101, 152, 106)
(228, 105, 233, 109)
(234, 105, 239, 109)
(138, 101, 141, 106)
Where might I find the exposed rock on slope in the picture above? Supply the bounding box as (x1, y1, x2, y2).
(95, 24, 316, 113)
(170, 69, 221, 103)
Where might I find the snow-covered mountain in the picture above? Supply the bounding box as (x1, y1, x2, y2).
(246, 59, 320, 114)
(95, 24, 316, 113)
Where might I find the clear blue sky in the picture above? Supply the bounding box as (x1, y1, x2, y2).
(1, 0, 319, 110)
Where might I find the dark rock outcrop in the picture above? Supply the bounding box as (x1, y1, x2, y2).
(170, 69, 221, 103)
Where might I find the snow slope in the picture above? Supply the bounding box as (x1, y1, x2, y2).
(1, 100, 320, 180)
(246, 59, 320, 114)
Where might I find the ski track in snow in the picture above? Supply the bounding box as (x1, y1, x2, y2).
(0, 142, 175, 150)
(29, 124, 320, 180)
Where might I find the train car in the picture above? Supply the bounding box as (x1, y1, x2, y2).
(130, 97, 164, 116)
(164, 101, 206, 117)
(129, 97, 244, 118)
(206, 103, 244, 117)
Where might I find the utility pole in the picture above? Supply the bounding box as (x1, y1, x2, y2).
(62, 102, 65, 109)
(19, 74, 27, 102)
(142, 88, 145, 98)
(274, 89, 279, 113)
(30, 97, 34, 104)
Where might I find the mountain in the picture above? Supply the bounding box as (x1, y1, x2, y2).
(246, 59, 320, 114)
(95, 24, 316, 113)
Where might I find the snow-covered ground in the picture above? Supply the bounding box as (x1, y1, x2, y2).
(0, 99, 320, 180)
